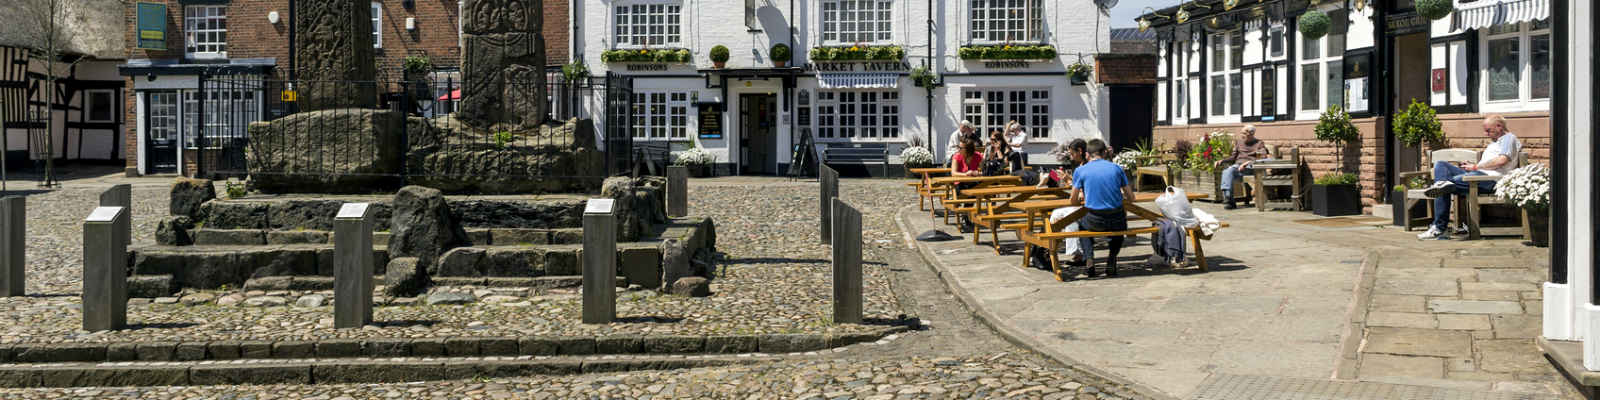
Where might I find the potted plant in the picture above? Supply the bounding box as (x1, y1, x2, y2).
(671, 145, 716, 177)
(402, 55, 434, 101)
(1172, 130, 1234, 201)
(1415, 0, 1455, 20)
(709, 45, 730, 69)
(770, 43, 791, 68)
(1298, 10, 1331, 40)
(1067, 62, 1093, 85)
(1496, 163, 1551, 247)
(910, 65, 937, 88)
(899, 146, 935, 178)
(560, 59, 589, 83)
(1390, 175, 1429, 227)
(1311, 105, 1362, 216)
(1393, 99, 1445, 170)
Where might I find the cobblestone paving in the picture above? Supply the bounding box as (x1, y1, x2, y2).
(11, 183, 169, 295)
(0, 177, 1149, 399)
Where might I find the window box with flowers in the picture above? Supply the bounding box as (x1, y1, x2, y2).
(601, 48, 693, 64)
(810, 45, 907, 61)
(957, 44, 1056, 61)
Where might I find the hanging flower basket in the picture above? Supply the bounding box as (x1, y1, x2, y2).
(1415, 0, 1455, 21)
(1066, 63, 1093, 85)
(1298, 10, 1331, 40)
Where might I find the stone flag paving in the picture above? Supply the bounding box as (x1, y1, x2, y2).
(899, 200, 1562, 399)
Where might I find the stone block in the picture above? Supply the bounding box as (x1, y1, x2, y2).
(266, 200, 345, 231)
(827, 332, 882, 348)
(360, 339, 410, 357)
(411, 339, 447, 357)
(169, 179, 215, 217)
(316, 340, 364, 358)
(641, 335, 703, 354)
(545, 247, 581, 276)
(199, 201, 269, 229)
(83, 207, 129, 332)
(134, 342, 175, 361)
(1369, 294, 1426, 313)
(1367, 312, 1436, 329)
(596, 335, 643, 354)
(472, 360, 584, 379)
(191, 364, 312, 385)
(272, 341, 315, 359)
(705, 335, 759, 353)
(1490, 314, 1541, 339)
(550, 228, 583, 244)
(759, 334, 827, 353)
(1427, 300, 1524, 314)
(1362, 327, 1472, 358)
(517, 337, 558, 355)
(483, 247, 540, 277)
(383, 257, 427, 297)
(127, 275, 175, 298)
(40, 366, 188, 387)
(552, 337, 596, 355)
(155, 216, 193, 246)
(207, 342, 241, 360)
(1374, 280, 1459, 297)
(436, 247, 487, 277)
(1358, 354, 1444, 379)
(444, 338, 480, 356)
(583, 210, 616, 324)
(174, 343, 207, 361)
(491, 228, 549, 245)
(267, 230, 331, 244)
(334, 207, 376, 329)
(619, 246, 662, 289)
(466, 229, 493, 246)
(1436, 314, 1492, 331)
(386, 186, 470, 294)
(291, 0, 375, 110)
(105, 343, 136, 362)
(668, 277, 710, 297)
(16, 344, 105, 363)
(479, 338, 520, 356)
(240, 341, 273, 358)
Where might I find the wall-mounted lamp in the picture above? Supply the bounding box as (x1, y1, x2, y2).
(1137, 6, 1172, 32)
(146, 73, 157, 82)
(405, 17, 416, 31)
(1175, 2, 1211, 24)
(267, 11, 280, 25)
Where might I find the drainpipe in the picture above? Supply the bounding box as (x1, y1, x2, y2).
(288, 0, 296, 81)
(926, 0, 936, 159)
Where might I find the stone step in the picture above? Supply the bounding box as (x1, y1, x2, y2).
(0, 353, 770, 388)
(130, 244, 390, 293)
(0, 328, 908, 367)
(189, 227, 583, 247)
(197, 197, 586, 232)
(434, 244, 670, 288)
(1188, 374, 1546, 400)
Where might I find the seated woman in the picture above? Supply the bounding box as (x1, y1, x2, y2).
(951, 137, 984, 231)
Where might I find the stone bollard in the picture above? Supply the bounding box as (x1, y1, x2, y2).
(99, 184, 131, 244)
(666, 166, 688, 217)
(83, 206, 129, 331)
(334, 203, 375, 329)
(1, 197, 22, 297)
(831, 198, 863, 324)
(819, 165, 839, 245)
(582, 199, 617, 324)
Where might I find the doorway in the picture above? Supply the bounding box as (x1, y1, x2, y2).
(1109, 85, 1156, 153)
(739, 93, 777, 175)
(1390, 32, 1431, 179)
(144, 91, 180, 174)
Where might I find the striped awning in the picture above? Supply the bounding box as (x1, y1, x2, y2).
(817, 73, 899, 90)
(1458, 0, 1549, 31)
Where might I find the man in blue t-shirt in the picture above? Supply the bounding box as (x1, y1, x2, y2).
(1070, 139, 1135, 277)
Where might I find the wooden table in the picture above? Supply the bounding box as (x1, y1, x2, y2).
(1008, 192, 1217, 276)
(907, 168, 951, 211)
(927, 175, 1023, 221)
(959, 185, 1072, 251)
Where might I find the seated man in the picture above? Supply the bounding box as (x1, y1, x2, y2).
(1417, 115, 1522, 240)
(1214, 124, 1270, 210)
(1071, 139, 1136, 277)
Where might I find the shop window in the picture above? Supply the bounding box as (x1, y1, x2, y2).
(1298, 18, 1344, 115)
(816, 90, 899, 140)
(631, 91, 690, 140)
(614, 2, 683, 47)
(821, 0, 893, 44)
(961, 88, 1050, 139)
(181, 89, 260, 149)
(969, 0, 1044, 43)
(1208, 32, 1243, 119)
(86, 90, 115, 123)
(184, 5, 228, 59)
(1482, 20, 1551, 109)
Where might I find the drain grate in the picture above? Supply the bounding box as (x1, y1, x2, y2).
(1188, 374, 1542, 400)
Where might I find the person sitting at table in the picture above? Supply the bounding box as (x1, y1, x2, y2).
(1039, 139, 1087, 189)
(952, 136, 983, 177)
(1213, 124, 1271, 210)
(1004, 120, 1029, 166)
(1071, 139, 1135, 278)
(982, 130, 1021, 176)
(946, 121, 978, 168)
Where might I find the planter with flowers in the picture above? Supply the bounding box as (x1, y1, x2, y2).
(1496, 163, 1551, 247)
(1067, 62, 1093, 85)
(899, 145, 936, 178)
(810, 45, 907, 61)
(671, 146, 716, 177)
(602, 48, 693, 64)
(1171, 130, 1236, 202)
(957, 44, 1057, 61)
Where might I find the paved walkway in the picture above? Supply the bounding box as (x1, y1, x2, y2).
(897, 197, 1561, 399)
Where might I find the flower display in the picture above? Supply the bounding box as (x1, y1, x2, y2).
(671, 147, 715, 166)
(1496, 163, 1550, 212)
(1184, 130, 1234, 172)
(900, 146, 935, 167)
(1112, 150, 1141, 171)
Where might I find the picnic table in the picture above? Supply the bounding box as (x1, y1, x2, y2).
(1007, 192, 1224, 280)
(958, 185, 1072, 251)
(924, 175, 1022, 221)
(907, 168, 952, 211)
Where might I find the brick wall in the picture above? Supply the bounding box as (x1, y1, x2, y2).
(543, 0, 569, 66)
(1152, 111, 1551, 213)
(1097, 54, 1158, 85)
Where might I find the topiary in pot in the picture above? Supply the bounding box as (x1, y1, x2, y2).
(770, 43, 791, 67)
(1394, 99, 1444, 150)
(1298, 10, 1331, 40)
(1415, 0, 1455, 21)
(710, 45, 730, 68)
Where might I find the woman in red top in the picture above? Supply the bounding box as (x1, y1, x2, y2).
(951, 137, 983, 177)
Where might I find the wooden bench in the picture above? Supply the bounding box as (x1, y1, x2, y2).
(1249, 146, 1308, 211)
(958, 185, 1072, 253)
(1134, 151, 1181, 191)
(1399, 149, 1530, 239)
(928, 175, 1023, 222)
(1008, 195, 1222, 281)
(908, 167, 952, 211)
(822, 143, 890, 177)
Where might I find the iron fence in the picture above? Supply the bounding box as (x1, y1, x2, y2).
(194, 71, 636, 193)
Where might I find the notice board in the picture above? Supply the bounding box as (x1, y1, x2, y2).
(696, 102, 723, 139)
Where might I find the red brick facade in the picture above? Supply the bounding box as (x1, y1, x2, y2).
(1096, 54, 1158, 86)
(121, 0, 570, 174)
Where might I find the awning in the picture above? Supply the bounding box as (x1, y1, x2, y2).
(1458, 0, 1549, 31)
(817, 73, 899, 90)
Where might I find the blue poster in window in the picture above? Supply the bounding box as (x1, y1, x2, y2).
(136, 3, 167, 50)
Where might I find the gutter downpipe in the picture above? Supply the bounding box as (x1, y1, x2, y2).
(926, 0, 936, 160)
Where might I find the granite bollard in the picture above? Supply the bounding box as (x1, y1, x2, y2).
(831, 198, 863, 324)
(819, 165, 838, 245)
(99, 184, 131, 244)
(334, 203, 375, 328)
(582, 199, 616, 324)
(83, 206, 130, 331)
(666, 166, 688, 217)
(1, 196, 22, 296)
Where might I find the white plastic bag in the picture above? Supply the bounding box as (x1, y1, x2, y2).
(1156, 186, 1199, 228)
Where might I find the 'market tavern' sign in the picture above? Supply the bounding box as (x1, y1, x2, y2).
(805, 61, 912, 72)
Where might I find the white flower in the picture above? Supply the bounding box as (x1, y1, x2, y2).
(671, 148, 715, 166)
(1112, 150, 1141, 171)
(1496, 163, 1550, 210)
(900, 146, 935, 166)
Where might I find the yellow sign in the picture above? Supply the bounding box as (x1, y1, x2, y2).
(139, 31, 164, 40)
(280, 90, 298, 102)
